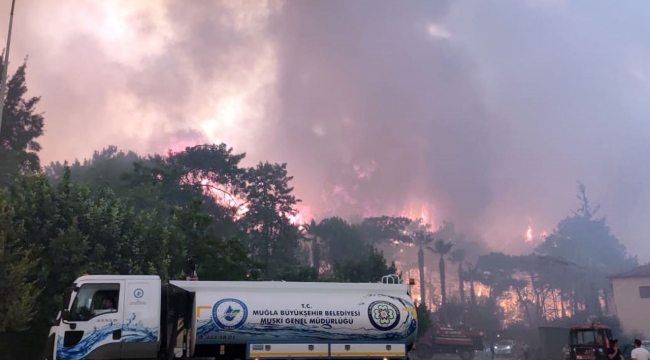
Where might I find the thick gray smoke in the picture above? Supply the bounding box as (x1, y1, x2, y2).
(262, 0, 650, 259)
(265, 1, 495, 229)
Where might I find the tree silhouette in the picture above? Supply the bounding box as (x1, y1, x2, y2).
(449, 248, 467, 303)
(0, 59, 44, 184)
(429, 238, 454, 306)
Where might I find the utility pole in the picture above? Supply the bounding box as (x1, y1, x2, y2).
(0, 0, 16, 137)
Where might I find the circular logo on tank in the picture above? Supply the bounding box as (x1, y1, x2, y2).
(367, 300, 400, 331)
(134, 288, 144, 298)
(212, 298, 248, 330)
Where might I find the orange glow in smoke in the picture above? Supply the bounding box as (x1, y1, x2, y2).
(403, 201, 436, 227)
(286, 205, 313, 230)
(525, 224, 549, 242)
(196, 177, 310, 225)
(526, 226, 533, 242)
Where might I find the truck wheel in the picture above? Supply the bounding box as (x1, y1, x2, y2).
(416, 344, 434, 359)
(459, 349, 475, 360)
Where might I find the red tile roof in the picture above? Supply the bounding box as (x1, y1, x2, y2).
(608, 264, 650, 279)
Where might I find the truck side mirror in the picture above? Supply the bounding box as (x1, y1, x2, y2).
(60, 310, 77, 329)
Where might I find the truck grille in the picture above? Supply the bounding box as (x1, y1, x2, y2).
(574, 347, 596, 360)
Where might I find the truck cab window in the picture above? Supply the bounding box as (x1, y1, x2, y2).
(68, 283, 120, 321)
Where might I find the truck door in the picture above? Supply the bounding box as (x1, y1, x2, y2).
(120, 279, 161, 358)
(56, 280, 126, 360)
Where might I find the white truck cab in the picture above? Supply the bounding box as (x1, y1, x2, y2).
(45, 275, 162, 360)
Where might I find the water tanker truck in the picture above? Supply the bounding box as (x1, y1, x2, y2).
(45, 272, 418, 360)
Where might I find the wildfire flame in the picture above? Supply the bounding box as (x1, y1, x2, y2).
(525, 224, 549, 242)
(196, 177, 309, 225)
(287, 204, 313, 230)
(402, 201, 436, 228)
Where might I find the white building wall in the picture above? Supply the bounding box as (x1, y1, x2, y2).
(611, 277, 650, 338)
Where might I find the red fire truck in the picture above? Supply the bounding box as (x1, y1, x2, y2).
(568, 323, 613, 360)
(415, 326, 486, 360)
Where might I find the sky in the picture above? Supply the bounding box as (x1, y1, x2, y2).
(2, 0, 649, 260)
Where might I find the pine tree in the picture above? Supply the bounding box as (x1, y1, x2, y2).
(0, 57, 45, 184)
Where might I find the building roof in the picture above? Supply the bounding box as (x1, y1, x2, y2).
(608, 264, 650, 279)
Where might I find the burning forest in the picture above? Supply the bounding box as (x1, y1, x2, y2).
(1, 1, 650, 359)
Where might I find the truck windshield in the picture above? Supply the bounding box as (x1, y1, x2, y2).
(571, 330, 604, 346)
(68, 283, 120, 321)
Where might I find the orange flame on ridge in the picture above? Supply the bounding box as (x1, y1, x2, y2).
(526, 226, 533, 242)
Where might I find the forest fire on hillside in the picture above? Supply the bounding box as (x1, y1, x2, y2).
(196, 166, 439, 234)
(195, 168, 561, 325)
(196, 176, 309, 226)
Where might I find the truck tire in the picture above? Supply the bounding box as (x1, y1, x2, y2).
(416, 344, 434, 359)
(459, 349, 475, 360)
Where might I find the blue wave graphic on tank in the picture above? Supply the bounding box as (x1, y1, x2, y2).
(197, 294, 416, 343)
(56, 313, 158, 360)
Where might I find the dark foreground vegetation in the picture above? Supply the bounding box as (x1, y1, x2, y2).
(0, 60, 642, 360)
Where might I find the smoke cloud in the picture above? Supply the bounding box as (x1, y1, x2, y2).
(265, 1, 495, 228)
(3, 0, 650, 259)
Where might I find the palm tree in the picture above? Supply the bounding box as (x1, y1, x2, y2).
(428, 239, 454, 306)
(302, 219, 322, 271)
(411, 228, 434, 305)
(449, 249, 467, 303)
(464, 262, 481, 306)
(399, 218, 435, 305)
